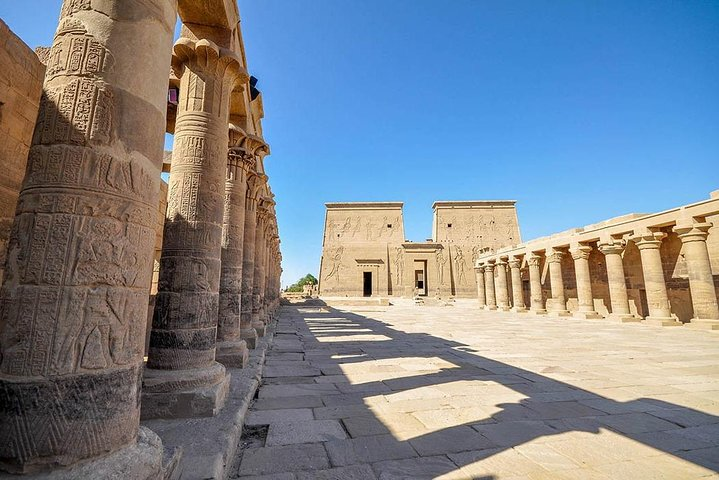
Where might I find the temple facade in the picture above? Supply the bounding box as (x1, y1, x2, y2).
(318, 201, 520, 298)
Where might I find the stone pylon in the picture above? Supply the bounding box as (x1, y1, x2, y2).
(0, 0, 176, 475)
(144, 37, 247, 419)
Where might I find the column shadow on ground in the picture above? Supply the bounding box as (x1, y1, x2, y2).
(262, 302, 719, 478)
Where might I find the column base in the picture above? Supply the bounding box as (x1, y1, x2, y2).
(548, 310, 571, 317)
(1, 427, 165, 479)
(477, 303, 487, 309)
(241, 327, 258, 349)
(530, 308, 547, 315)
(484, 305, 498, 311)
(252, 321, 267, 337)
(573, 310, 604, 320)
(141, 362, 230, 420)
(684, 319, 719, 330)
(497, 305, 512, 312)
(216, 339, 249, 368)
(642, 316, 682, 327)
(606, 313, 642, 323)
(510, 306, 528, 313)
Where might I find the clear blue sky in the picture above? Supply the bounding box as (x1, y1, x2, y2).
(2, 1, 718, 287)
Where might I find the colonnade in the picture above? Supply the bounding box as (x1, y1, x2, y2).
(0, 0, 282, 476)
(475, 218, 719, 330)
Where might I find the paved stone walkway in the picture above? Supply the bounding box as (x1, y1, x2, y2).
(233, 303, 719, 479)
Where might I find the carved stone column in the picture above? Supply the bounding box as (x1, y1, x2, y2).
(240, 173, 260, 349)
(631, 231, 680, 326)
(527, 254, 547, 314)
(474, 265, 486, 308)
(484, 261, 497, 310)
(598, 241, 639, 322)
(570, 245, 603, 319)
(509, 257, 527, 312)
(546, 248, 570, 316)
(495, 257, 511, 311)
(144, 38, 247, 419)
(216, 135, 254, 368)
(674, 221, 719, 329)
(252, 202, 268, 336)
(0, 0, 176, 474)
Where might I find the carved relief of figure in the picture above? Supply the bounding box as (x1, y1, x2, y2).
(365, 221, 375, 241)
(455, 247, 467, 285)
(436, 249, 447, 285)
(341, 217, 352, 235)
(351, 217, 362, 238)
(378, 216, 387, 238)
(325, 245, 344, 285)
(393, 246, 403, 286)
(472, 245, 480, 265)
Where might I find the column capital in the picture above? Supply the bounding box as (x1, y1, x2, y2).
(545, 249, 564, 264)
(673, 222, 711, 244)
(484, 262, 495, 272)
(570, 245, 592, 261)
(508, 258, 522, 269)
(474, 265, 485, 273)
(598, 240, 625, 256)
(630, 230, 666, 250)
(171, 37, 248, 85)
(496, 255, 509, 266)
(526, 253, 542, 267)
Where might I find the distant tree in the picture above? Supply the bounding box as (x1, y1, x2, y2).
(286, 273, 318, 292)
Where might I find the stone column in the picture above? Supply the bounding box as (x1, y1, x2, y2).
(484, 261, 497, 310)
(598, 241, 639, 322)
(546, 248, 570, 316)
(251, 197, 269, 336)
(569, 245, 603, 319)
(240, 173, 260, 348)
(509, 257, 527, 312)
(527, 254, 547, 314)
(495, 257, 511, 311)
(0, 0, 176, 474)
(144, 38, 246, 419)
(216, 139, 254, 368)
(674, 221, 719, 329)
(474, 265, 486, 308)
(631, 231, 680, 326)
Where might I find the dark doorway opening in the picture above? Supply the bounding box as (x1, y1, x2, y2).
(363, 272, 372, 297)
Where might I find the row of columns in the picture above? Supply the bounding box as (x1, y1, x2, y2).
(143, 37, 281, 418)
(0, 2, 282, 474)
(475, 222, 719, 329)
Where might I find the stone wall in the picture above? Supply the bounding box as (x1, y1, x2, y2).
(0, 20, 45, 283)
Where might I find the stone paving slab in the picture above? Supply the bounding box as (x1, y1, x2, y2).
(233, 304, 719, 479)
(266, 419, 347, 446)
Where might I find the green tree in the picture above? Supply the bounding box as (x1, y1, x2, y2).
(285, 273, 318, 292)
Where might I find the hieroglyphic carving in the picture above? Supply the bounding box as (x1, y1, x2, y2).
(34, 78, 113, 146)
(60, 0, 91, 18)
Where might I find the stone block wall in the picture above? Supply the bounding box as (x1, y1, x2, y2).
(0, 20, 45, 283)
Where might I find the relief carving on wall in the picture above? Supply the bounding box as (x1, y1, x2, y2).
(325, 245, 344, 285)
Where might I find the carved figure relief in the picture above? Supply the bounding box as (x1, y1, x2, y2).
(393, 246, 403, 286)
(325, 245, 344, 285)
(454, 246, 467, 285)
(436, 249, 447, 285)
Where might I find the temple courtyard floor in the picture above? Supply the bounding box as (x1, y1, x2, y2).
(232, 302, 719, 479)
